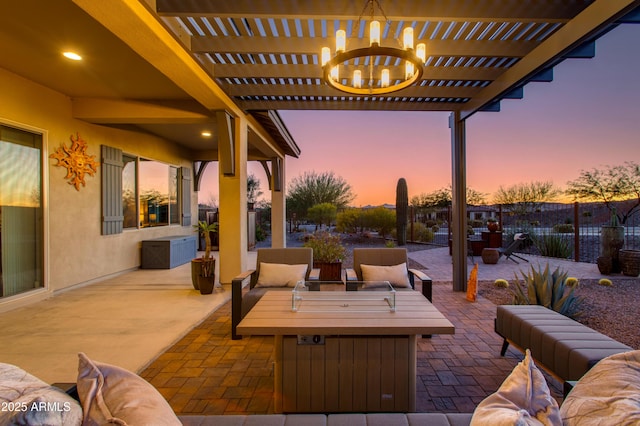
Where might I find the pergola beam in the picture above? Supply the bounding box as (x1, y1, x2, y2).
(459, 0, 640, 120)
(156, 0, 582, 22)
(191, 37, 539, 58)
(237, 100, 467, 111)
(212, 64, 505, 82)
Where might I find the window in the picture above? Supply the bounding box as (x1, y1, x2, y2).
(0, 125, 43, 298)
(102, 145, 190, 234)
(137, 160, 180, 227)
(122, 155, 137, 229)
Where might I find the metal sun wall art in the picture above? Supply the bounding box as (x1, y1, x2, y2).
(50, 133, 99, 191)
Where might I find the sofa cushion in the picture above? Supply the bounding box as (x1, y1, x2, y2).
(256, 263, 308, 288)
(470, 349, 560, 426)
(76, 352, 180, 426)
(360, 263, 411, 288)
(561, 349, 640, 425)
(0, 362, 83, 426)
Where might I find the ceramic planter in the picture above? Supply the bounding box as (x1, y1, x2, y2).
(619, 249, 640, 277)
(197, 274, 215, 294)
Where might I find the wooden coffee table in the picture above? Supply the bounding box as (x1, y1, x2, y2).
(237, 286, 455, 413)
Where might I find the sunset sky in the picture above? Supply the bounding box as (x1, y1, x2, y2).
(202, 23, 640, 208)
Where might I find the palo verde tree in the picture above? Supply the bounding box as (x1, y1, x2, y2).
(286, 171, 355, 220)
(307, 202, 338, 229)
(363, 206, 396, 239)
(492, 181, 561, 215)
(566, 161, 640, 224)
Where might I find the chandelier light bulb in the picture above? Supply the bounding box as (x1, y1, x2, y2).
(405, 61, 414, 79)
(353, 70, 362, 88)
(416, 43, 426, 62)
(336, 30, 346, 53)
(370, 21, 380, 46)
(381, 69, 390, 88)
(330, 65, 339, 81)
(403, 27, 414, 50)
(321, 47, 330, 66)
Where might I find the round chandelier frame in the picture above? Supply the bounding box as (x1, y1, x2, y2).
(321, 0, 426, 96)
(322, 44, 425, 95)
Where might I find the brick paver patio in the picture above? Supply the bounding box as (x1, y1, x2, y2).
(140, 282, 562, 415)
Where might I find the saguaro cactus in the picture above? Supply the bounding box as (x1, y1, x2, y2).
(396, 178, 408, 246)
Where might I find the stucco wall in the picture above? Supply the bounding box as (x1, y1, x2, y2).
(0, 67, 198, 293)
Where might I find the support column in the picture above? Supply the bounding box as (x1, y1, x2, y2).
(218, 112, 248, 284)
(450, 111, 468, 292)
(270, 157, 286, 248)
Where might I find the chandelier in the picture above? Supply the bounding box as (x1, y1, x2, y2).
(321, 0, 426, 95)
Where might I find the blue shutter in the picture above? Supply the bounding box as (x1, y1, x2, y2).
(101, 145, 124, 235)
(181, 167, 192, 226)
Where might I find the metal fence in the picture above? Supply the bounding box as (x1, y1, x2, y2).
(408, 201, 640, 263)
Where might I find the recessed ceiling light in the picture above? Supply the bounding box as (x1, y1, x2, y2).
(63, 51, 82, 61)
(201, 131, 212, 137)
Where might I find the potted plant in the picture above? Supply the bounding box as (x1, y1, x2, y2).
(487, 217, 499, 232)
(192, 220, 218, 293)
(303, 231, 346, 281)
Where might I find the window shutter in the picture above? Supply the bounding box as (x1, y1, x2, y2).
(181, 167, 192, 226)
(101, 145, 124, 235)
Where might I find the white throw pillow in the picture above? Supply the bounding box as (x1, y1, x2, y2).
(76, 352, 181, 426)
(470, 349, 561, 426)
(255, 262, 308, 287)
(360, 263, 411, 288)
(561, 350, 640, 425)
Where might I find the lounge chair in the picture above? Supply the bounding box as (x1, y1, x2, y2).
(498, 233, 530, 264)
(345, 248, 432, 302)
(231, 247, 319, 340)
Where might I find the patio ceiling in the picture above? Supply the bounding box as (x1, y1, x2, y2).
(154, 0, 640, 119)
(0, 1, 638, 157)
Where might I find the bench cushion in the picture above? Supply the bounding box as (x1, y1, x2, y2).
(496, 305, 631, 381)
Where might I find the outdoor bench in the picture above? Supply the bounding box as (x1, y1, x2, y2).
(495, 304, 632, 382)
(179, 413, 473, 426)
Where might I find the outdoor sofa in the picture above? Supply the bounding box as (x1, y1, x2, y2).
(3, 347, 640, 425)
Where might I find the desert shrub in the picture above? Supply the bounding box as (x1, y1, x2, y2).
(362, 207, 395, 238)
(507, 264, 583, 318)
(553, 223, 575, 233)
(411, 222, 434, 243)
(424, 219, 439, 228)
(336, 208, 363, 233)
(469, 219, 483, 228)
(532, 233, 572, 259)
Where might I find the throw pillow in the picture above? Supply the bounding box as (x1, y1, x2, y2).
(0, 363, 83, 426)
(360, 263, 411, 288)
(76, 352, 181, 426)
(470, 349, 561, 426)
(561, 350, 640, 425)
(255, 262, 308, 287)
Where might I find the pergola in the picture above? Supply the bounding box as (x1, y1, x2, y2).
(2, 0, 639, 290)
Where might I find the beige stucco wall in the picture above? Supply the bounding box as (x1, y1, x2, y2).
(0, 67, 198, 294)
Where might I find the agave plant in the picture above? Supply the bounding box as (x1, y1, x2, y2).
(508, 263, 582, 318)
